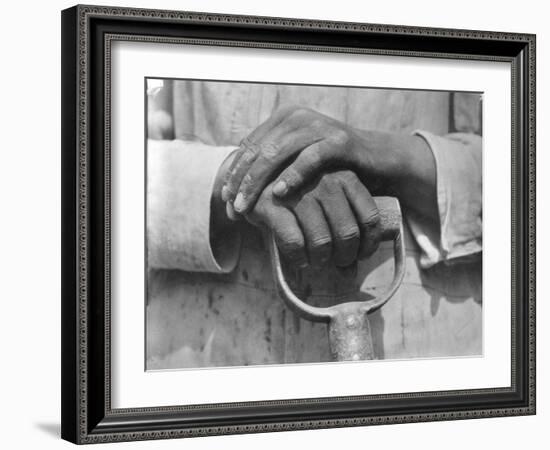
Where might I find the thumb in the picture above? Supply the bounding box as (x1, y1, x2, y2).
(272, 144, 326, 197)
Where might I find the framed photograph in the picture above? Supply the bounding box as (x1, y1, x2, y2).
(61, 4, 536, 444)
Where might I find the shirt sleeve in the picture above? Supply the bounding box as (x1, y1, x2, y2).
(406, 131, 482, 268)
(147, 139, 241, 273)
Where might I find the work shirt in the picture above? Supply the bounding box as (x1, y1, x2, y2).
(146, 80, 482, 369)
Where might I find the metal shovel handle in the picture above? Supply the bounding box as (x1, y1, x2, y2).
(268, 197, 406, 360)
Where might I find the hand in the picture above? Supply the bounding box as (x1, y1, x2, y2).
(222, 106, 382, 215)
(245, 170, 381, 269)
(222, 105, 438, 225)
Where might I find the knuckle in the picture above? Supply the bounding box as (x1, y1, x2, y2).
(241, 147, 258, 164)
(258, 142, 280, 163)
(330, 129, 351, 148)
(229, 149, 257, 182)
(239, 136, 252, 147)
(309, 238, 332, 265)
(240, 137, 258, 153)
(361, 210, 381, 230)
(240, 143, 261, 165)
(338, 170, 359, 184)
(310, 119, 325, 132)
(288, 106, 310, 120)
(242, 173, 256, 190)
(336, 225, 360, 243)
(303, 148, 323, 167)
(308, 236, 332, 263)
(282, 166, 303, 188)
(222, 184, 237, 198)
(310, 235, 332, 255)
(358, 220, 382, 259)
(284, 167, 298, 183)
(318, 177, 338, 196)
(278, 236, 303, 254)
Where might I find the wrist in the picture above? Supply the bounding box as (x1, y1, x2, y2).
(354, 130, 430, 191)
(355, 129, 437, 221)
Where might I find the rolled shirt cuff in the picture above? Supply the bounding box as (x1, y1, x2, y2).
(147, 139, 240, 273)
(407, 130, 482, 268)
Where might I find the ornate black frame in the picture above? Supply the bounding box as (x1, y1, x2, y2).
(61, 4, 536, 444)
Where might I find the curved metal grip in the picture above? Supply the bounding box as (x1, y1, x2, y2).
(359, 197, 406, 313)
(269, 233, 333, 323)
(268, 197, 406, 322)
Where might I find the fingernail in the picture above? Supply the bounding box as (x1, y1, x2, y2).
(233, 193, 245, 212)
(221, 186, 230, 202)
(226, 202, 238, 221)
(272, 180, 288, 196)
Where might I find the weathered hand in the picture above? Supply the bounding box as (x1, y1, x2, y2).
(222, 105, 438, 225)
(222, 106, 374, 216)
(245, 170, 381, 269)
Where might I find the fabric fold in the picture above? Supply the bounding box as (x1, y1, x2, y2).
(407, 130, 482, 268)
(147, 139, 240, 273)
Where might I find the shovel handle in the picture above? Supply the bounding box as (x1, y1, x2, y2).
(269, 197, 406, 360)
(374, 197, 403, 241)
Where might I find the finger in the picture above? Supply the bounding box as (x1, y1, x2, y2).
(221, 138, 260, 203)
(340, 174, 381, 258)
(248, 200, 308, 269)
(265, 210, 309, 269)
(272, 141, 332, 198)
(221, 107, 297, 202)
(318, 186, 360, 268)
(225, 201, 239, 221)
(232, 127, 322, 215)
(292, 198, 332, 266)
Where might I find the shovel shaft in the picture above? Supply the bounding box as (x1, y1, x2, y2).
(327, 303, 375, 361)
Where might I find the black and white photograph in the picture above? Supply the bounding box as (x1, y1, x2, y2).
(145, 79, 483, 370)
